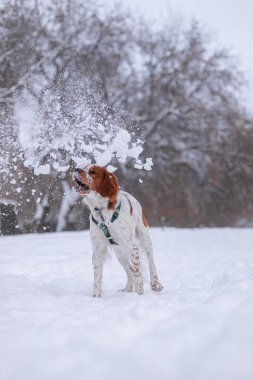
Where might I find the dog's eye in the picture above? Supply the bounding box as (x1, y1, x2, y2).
(89, 169, 95, 176)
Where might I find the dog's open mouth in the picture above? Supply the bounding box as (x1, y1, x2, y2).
(74, 178, 90, 193)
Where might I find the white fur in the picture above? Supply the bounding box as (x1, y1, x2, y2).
(83, 189, 163, 298)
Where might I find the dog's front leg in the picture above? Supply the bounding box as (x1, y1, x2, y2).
(92, 249, 105, 298)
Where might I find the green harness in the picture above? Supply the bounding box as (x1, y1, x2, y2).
(91, 202, 121, 245)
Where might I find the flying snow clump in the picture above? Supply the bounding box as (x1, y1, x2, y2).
(14, 92, 151, 175)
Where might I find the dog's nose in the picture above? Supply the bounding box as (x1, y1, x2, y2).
(74, 168, 80, 173)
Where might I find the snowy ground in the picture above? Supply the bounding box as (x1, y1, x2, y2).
(1, 228, 253, 380)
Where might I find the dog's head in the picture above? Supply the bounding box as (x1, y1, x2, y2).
(74, 165, 119, 209)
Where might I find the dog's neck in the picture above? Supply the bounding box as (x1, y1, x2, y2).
(83, 191, 119, 215)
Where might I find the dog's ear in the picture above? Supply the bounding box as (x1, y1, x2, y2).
(99, 169, 119, 209)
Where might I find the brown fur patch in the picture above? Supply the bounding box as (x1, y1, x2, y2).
(142, 212, 149, 227)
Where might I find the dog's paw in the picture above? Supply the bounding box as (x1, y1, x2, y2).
(119, 284, 134, 292)
(135, 283, 144, 295)
(151, 281, 164, 292)
(92, 291, 102, 298)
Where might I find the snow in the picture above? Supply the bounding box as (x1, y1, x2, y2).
(93, 129, 144, 167)
(0, 198, 17, 205)
(134, 163, 143, 169)
(106, 165, 117, 173)
(52, 163, 70, 172)
(134, 157, 153, 170)
(1, 228, 253, 380)
(34, 164, 51, 176)
(14, 95, 146, 175)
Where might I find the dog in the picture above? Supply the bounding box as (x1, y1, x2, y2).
(74, 165, 163, 297)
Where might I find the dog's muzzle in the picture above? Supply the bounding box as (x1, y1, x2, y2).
(73, 168, 90, 194)
(75, 178, 90, 191)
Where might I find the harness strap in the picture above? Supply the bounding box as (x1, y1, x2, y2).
(91, 202, 121, 245)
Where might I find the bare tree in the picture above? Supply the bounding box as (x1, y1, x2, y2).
(1, 0, 253, 233)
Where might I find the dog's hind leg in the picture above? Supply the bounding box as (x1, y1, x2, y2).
(131, 244, 144, 294)
(115, 252, 134, 292)
(137, 227, 163, 292)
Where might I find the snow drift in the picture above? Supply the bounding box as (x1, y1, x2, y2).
(1, 228, 253, 380)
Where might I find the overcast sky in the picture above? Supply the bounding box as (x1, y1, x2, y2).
(113, 0, 253, 111)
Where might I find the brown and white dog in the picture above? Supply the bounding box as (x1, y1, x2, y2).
(74, 165, 163, 297)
